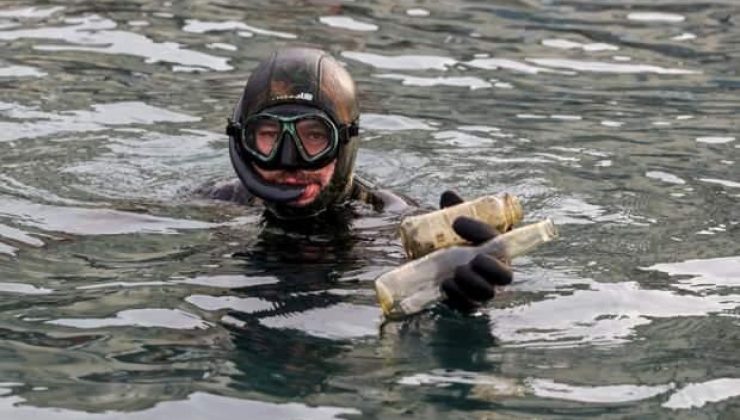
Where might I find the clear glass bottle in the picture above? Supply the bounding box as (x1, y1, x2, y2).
(376, 219, 557, 319)
(399, 194, 523, 259)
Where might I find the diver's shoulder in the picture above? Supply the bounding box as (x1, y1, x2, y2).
(351, 175, 417, 213)
(194, 178, 255, 205)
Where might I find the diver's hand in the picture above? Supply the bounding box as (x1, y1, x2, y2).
(438, 191, 513, 313)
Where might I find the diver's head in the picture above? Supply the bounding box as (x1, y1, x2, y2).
(227, 47, 360, 220)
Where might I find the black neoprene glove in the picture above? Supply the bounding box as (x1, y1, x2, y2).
(439, 191, 514, 313)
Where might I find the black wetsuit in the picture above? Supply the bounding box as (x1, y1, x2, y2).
(197, 175, 513, 316)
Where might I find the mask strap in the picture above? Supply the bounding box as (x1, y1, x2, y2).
(339, 120, 359, 143)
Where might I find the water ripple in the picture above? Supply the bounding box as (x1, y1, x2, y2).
(663, 378, 740, 410)
(627, 12, 686, 23)
(361, 113, 436, 131)
(0, 282, 53, 295)
(526, 58, 699, 74)
(0, 0, 737, 417)
(0, 101, 198, 143)
(0, 6, 64, 19)
(0, 389, 359, 419)
(319, 16, 378, 32)
(0, 65, 45, 77)
(530, 379, 674, 403)
(644, 256, 740, 291)
(0, 196, 214, 235)
(259, 303, 380, 340)
(488, 280, 739, 347)
(45, 308, 210, 330)
(182, 19, 296, 39)
(375, 73, 492, 90)
(342, 51, 455, 71)
(0, 15, 232, 71)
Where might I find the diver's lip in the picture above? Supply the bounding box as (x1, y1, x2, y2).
(274, 179, 313, 186)
(292, 183, 321, 206)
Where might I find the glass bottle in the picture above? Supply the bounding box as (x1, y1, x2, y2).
(399, 194, 523, 259)
(376, 219, 557, 319)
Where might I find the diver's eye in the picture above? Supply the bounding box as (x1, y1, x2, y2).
(253, 120, 280, 155)
(296, 118, 331, 156)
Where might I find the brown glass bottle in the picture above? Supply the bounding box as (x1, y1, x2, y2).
(399, 194, 523, 259)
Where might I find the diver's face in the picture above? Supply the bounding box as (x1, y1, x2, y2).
(252, 160, 336, 207)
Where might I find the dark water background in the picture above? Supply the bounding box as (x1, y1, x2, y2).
(0, 0, 738, 418)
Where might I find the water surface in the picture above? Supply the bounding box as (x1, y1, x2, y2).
(0, 0, 738, 418)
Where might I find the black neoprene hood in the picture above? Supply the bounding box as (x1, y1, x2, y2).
(227, 47, 361, 219)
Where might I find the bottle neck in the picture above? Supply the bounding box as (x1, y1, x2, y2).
(478, 219, 558, 259)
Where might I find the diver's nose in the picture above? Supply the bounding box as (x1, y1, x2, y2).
(277, 131, 301, 169)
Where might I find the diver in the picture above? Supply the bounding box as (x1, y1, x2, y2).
(200, 47, 512, 314)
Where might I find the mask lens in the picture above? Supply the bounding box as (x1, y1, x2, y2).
(242, 111, 338, 164)
(245, 118, 281, 157)
(296, 117, 332, 157)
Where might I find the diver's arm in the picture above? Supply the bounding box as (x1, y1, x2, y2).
(193, 178, 256, 205)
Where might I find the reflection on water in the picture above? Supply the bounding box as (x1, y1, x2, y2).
(488, 278, 738, 347)
(318, 16, 378, 32)
(46, 308, 211, 330)
(0, 387, 358, 420)
(181, 19, 296, 39)
(663, 378, 740, 410)
(375, 73, 493, 90)
(530, 379, 674, 404)
(0, 101, 198, 142)
(0, 14, 233, 71)
(0, 195, 214, 235)
(0, 0, 738, 418)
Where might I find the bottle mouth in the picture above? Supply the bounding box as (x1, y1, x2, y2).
(375, 281, 394, 317)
